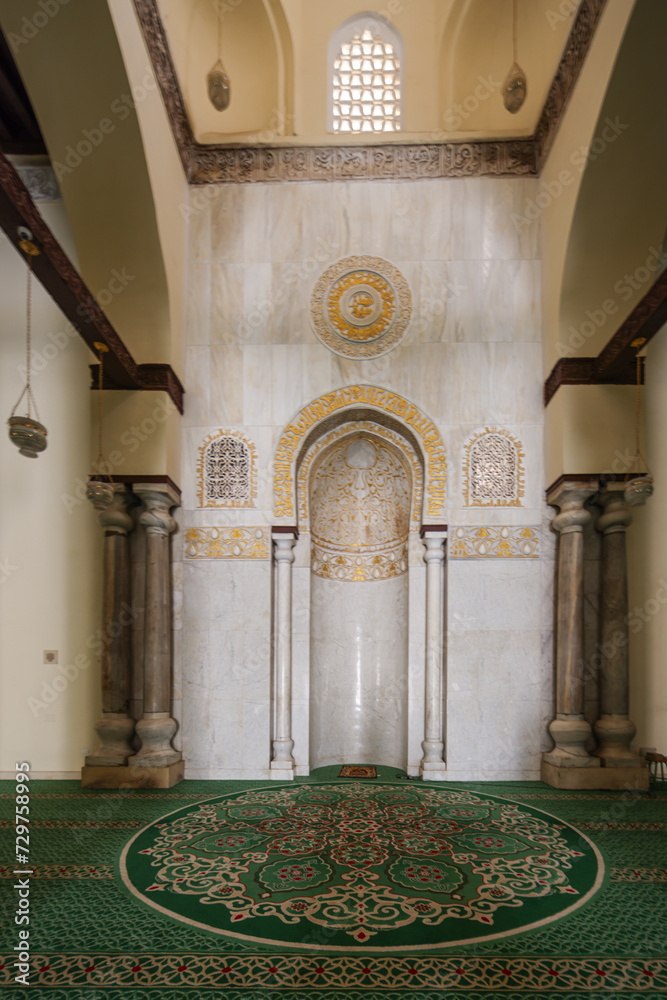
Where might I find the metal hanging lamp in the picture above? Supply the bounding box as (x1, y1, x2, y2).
(502, 0, 527, 114)
(7, 229, 47, 458)
(207, 4, 231, 111)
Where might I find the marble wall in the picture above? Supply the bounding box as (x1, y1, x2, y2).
(179, 175, 552, 780)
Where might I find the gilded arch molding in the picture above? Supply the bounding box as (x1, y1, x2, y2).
(273, 385, 446, 522)
(298, 419, 424, 533)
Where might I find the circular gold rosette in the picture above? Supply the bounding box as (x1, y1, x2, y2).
(310, 256, 412, 359)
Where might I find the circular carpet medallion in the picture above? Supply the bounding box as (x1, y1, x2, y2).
(118, 783, 604, 952)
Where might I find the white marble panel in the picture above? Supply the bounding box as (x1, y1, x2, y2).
(210, 263, 245, 345)
(242, 184, 272, 263)
(333, 182, 370, 257)
(446, 628, 545, 777)
(186, 264, 211, 346)
(271, 345, 307, 428)
(261, 263, 312, 344)
(210, 186, 245, 263)
(183, 346, 211, 427)
(242, 345, 277, 426)
(240, 263, 274, 344)
(450, 179, 484, 260)
(209, 345, 244, 426)
(292, 565, 311, 637)
(310, 575, 408, 770)
(188, 192, 211, 263)
(447, 560, 542, 632)
(383, 180, 451, 261)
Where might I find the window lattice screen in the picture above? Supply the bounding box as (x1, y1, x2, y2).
(332, 26, 401, 134)
(204, 437, 250, 505)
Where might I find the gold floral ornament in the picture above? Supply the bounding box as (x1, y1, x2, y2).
(310, 256, 412, 359)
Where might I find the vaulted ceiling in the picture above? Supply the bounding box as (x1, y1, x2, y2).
(157, 0, 576, 144)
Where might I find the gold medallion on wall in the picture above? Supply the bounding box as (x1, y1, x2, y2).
(310, 256, 412, 359)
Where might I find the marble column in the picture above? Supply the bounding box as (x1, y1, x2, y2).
(85, 484, 135, 765)
(129, 484, 182, 770)
(271, 529, 297, 779)
(594, 484, 642, 767)
(543, 483, 601, 777)
(420, 529, 447, 780)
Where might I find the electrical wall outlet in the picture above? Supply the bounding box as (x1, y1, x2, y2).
(43, 650, 58, 664)
(81, 749, 89, 756)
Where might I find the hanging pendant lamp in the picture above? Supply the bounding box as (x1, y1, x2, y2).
(207, 5, 231, 111)
(7, 229, 47, 458)
(502, 0, 527, 114)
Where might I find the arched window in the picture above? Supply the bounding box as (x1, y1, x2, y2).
(329, 14, 403, 134)
(197, 430, 258, 508)
(462, 429, 524, 507)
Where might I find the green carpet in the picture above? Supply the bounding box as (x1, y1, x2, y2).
(1, 774, 666, 999)
(119, 780, 602, 950)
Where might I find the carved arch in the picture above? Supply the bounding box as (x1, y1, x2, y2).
(273, 385, 446, 524)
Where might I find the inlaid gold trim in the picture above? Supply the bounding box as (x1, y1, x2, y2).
(449, 526, 539, 558)
(273, 385, 446, 521)
(184, 526, 269, 559)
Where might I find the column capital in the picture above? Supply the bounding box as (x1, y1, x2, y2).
(597, 484, 632, 534)
(547, 479, 598, 509)
(272, 529, 297, 564)
(422, 534, 446, 563)
(95, 484, 134, 535)
(548, 481, 597, 536)
(135, 483, 180, 536)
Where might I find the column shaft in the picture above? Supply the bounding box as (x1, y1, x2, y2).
(594, 486, 641, 766)
(271, 531, 296, 778)
(543, 485, 600, 770)
(129, 485, 181, 768)
(85, 483, 135, 766)
(420, 531, 447, 780)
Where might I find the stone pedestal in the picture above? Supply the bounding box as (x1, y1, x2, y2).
(85, 484, 135, 769)
(81, 760, 184, 789)
(128, 484, 182, 781)
(542, 483, 601, 783)
(420, 529, 447, 781)
(270, 530, 297, 779)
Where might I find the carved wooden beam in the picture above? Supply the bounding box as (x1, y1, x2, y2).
(544, 269, 667, 404)
(0, 149, 184, 412)
(596, 269, 667, 380)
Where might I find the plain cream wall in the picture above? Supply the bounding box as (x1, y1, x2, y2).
(0, 201, 101, 777)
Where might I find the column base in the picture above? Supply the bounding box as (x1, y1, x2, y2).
(541, 758, 649, 791)
(85, 712, 135, 766)
(81, 760, 184, 789)
(594, 715, 642, 767)
(270, 760, 295, 780)
(420, 761, 447, 781)
(129, 712, 181, 767)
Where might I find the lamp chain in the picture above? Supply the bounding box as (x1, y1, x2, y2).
(633, 352, 651, 478)
(93, 342, 112, 481)
(10, 250, 40, 422)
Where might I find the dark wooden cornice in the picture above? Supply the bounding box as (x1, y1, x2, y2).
(596, 269, 667, 379)
(544, 270, 667, 404)
(133, 0, 608, 184)
(0, 149, 184, 412)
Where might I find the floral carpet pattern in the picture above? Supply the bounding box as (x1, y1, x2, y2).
(0, 775, 665, 999)
(120, 782, 602, 950)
